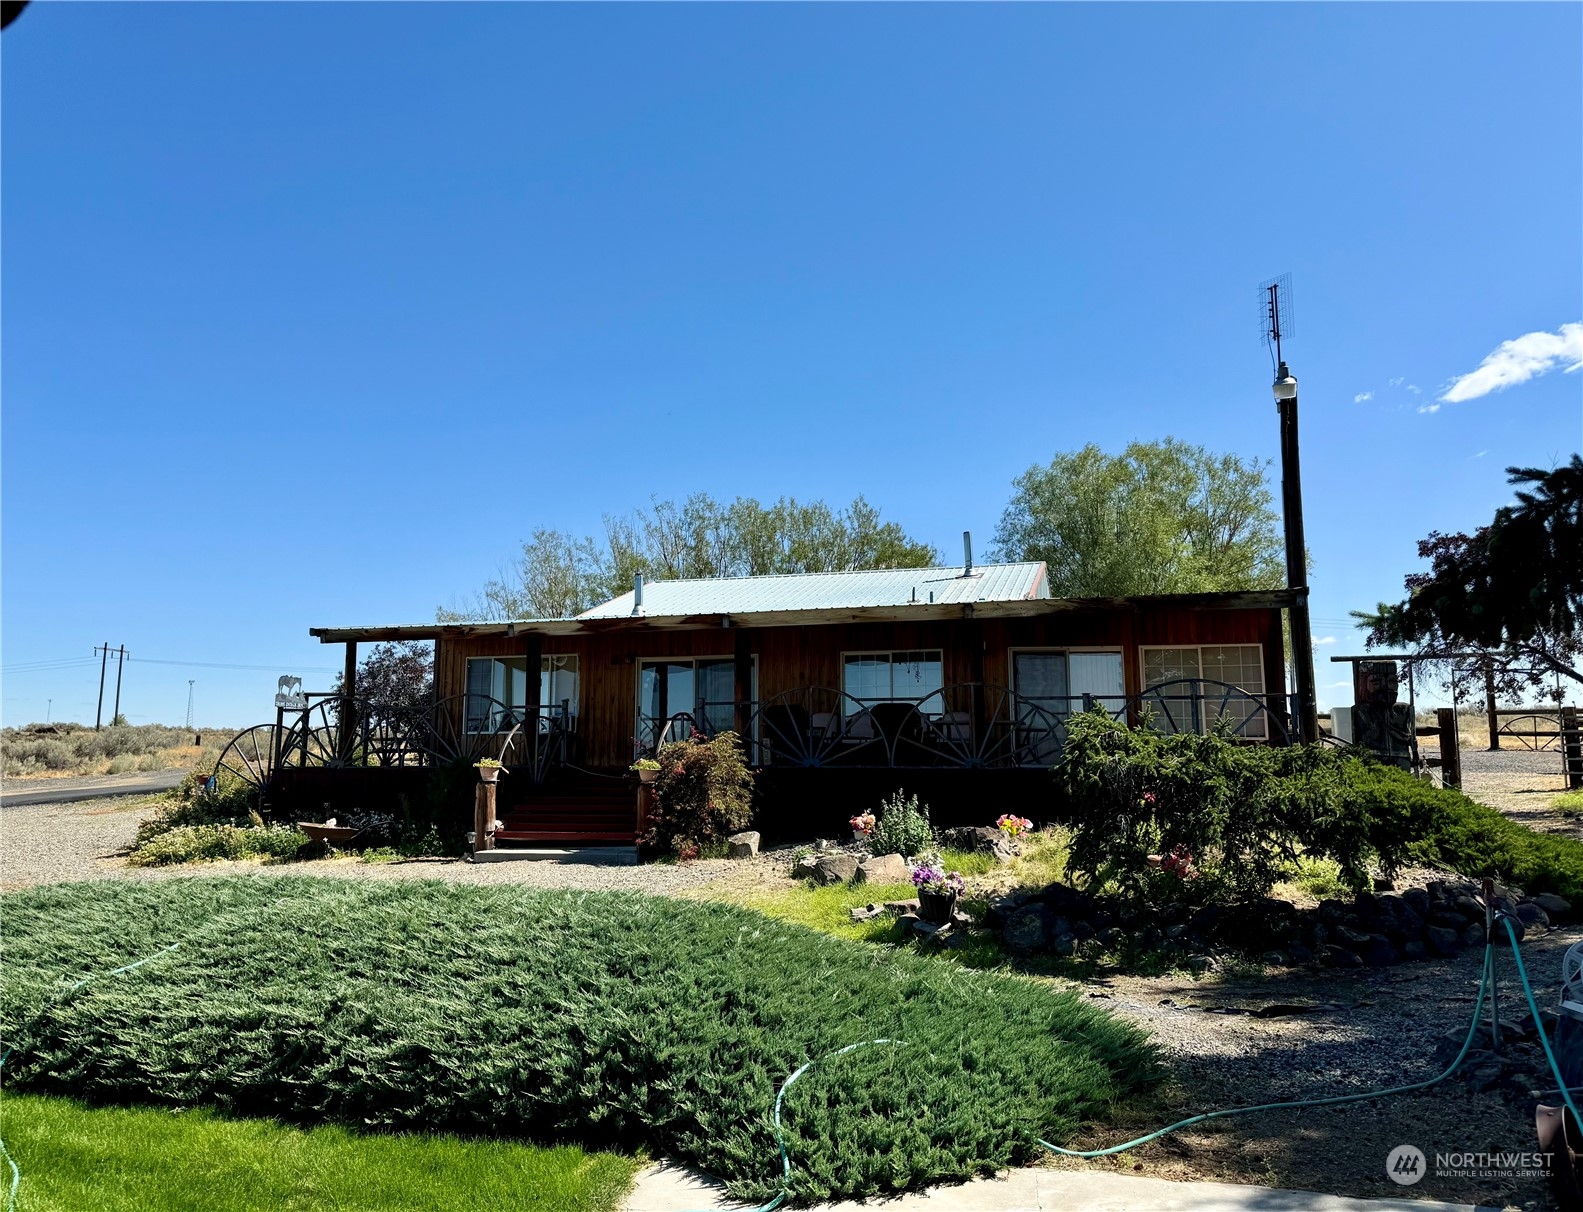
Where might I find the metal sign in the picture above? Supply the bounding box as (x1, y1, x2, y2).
(274, 675, 306, 710)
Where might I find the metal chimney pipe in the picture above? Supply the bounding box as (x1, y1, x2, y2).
(962, 531, 973, 576)
(632, 572, 644, 615)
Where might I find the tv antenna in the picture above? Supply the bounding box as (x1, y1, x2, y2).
(1259, 273, 1294, 372)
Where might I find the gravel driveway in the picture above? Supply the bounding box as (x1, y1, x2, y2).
(0, 797, 741, 895)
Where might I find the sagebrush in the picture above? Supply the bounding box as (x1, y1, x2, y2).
(868, 791, 936, 858)
(0, 878, 1158, 1203)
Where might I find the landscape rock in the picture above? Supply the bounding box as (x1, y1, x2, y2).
(1515, 901, 1551, 929)
(1534, 893, 1572, 917)
(1003, 903, 1056, 954)
(940, 825, 1020, 863)
(726, 831, 760, 859)
(1359, 934, 1399, 967)
(812, 853, 859, 885)
(1426, 925, 1463, 957)
(855, 852, 910, 886)
(1050, 933, 1076, 957)
(883, 898, 920, 916)
(1322, 944, 1364, 969)
(1187, 954, 1217, 974)
(849, 903, 884, 923)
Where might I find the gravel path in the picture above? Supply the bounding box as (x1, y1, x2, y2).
(0, 797, 741, 894)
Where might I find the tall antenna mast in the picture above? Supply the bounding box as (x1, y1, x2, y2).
(185, 680, 196, 730)
(1259, 273, 1294, 373)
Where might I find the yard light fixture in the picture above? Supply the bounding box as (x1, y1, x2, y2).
(1272, 364, 1298, 402)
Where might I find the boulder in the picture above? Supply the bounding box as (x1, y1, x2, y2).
(1050, 933, 1076, 957)
(1453, 895, 1486, 921)
(1003, 904, 1056, 954)
(941, 825, 1019, 862)
(883, 898, 920, 916)
(812, 853, 859, 885)
(1534, 893, 1573, 917)
(793, 854, 820, 878)
(1402, 887, 1431, 920)
(849, 903, 884, 923)
(727, 831, 760, 859)
(1461, 922, 1488, 948)
(1401, 940, 1427, 962)
(1426, 925, 1463, 957)
(1359, 934, 1399, 967)
(1187, 954, 1217, 974)
(855, 852, 911, 886)
(1515, 901, 1552, 929)
(1323, 944, 1364, 969)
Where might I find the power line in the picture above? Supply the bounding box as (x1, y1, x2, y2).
(127, 657, 339, 673)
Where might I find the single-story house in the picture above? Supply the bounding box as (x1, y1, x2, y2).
(294, 560, 1297, 844)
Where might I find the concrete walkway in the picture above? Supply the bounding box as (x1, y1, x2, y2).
(622, 1161, 1486, 1212)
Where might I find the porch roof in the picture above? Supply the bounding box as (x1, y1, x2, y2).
(308, 583, 1301, 644)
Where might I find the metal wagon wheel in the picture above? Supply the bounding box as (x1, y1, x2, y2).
(1135, 679, 1288, 744)
(416, 694, 522, 767)
(212, 723, 292, 795)
(1499, 714, 1561, 751)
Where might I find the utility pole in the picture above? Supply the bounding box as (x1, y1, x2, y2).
(94, 642, 111, 731)
(111, 644, 127, 726)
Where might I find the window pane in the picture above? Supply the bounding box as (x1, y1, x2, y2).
(1070, 652, 1126, 719)
(1014, 652, 1069, 708)
(698, 660, 736, 735)
(465, 659, 492, 733)
(542, 654, 579, 720)
(843, 655, 890, 705)
(1200, 645, 1266, 738)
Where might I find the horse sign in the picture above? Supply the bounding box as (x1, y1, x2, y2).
(274, 675, 306, 710)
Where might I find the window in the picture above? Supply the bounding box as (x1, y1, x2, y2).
(636, 657, 754, 750)
(1010, 650, 1125, 764)
(841, 651, 943, 715)
(1141, 645, 1266, 737)
(464, 655, 580, 733)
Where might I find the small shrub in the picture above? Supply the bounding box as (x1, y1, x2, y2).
(107, 754, 139, 775)
(134, 771, 260, 847)
(137, 753, 167, 772)
(1555, 791, 1583, 818)
(641, 732, 753, 859)
(868, 791, 935, 859)
(127, 824, 308, 867)
(33, 740, 75, 771)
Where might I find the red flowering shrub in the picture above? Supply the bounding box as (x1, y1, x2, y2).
(640, 731, 754, 859)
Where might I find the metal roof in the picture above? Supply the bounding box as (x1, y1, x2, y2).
(579, 562, 1048, 619)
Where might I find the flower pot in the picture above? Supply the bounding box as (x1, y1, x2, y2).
(476, 765, 501, 784)
(917, 888, 958, 926)
(638, 768, 659, 784)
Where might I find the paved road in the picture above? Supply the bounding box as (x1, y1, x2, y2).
(0, 770, 188, 807)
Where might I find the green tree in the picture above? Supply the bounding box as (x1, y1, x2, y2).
(1360, 457, 1583, 691)
(991, 439, 1285, 596)
(441, 494, 937, 621)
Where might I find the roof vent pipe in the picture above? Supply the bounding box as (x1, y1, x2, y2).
(963, 531, 973, 577)
(632, 572, 644, 615)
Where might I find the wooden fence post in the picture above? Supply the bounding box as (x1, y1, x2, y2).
(474, 782, 496, 852)
(1436, 707, 1461, 790)
(1563, 707, 1583, 792)
(1486, 666, 1500, 751)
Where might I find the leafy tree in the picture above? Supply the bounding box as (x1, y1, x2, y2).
(333, 640, 434, 707)
(441, 494, 937, 621)
(1360, 457, 1583, 692)
(991, 439, 1285, 596)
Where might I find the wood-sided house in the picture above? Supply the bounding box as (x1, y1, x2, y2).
(302, 561, 1297, 844)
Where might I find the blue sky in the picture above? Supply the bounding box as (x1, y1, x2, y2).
(3, 3, 1579, 726)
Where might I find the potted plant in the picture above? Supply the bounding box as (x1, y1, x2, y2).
(849, 812, 876, 844)
(911, 856, 966, 925)
(630, 757, 661, 784)
(996, 814, 1033, 839)
(475, 758, 505, 784)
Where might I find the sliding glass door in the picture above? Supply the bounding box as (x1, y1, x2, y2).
(636, 657, 751, 750)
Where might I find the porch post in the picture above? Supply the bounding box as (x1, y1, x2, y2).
(523, 632, 543, 772)
(733, 627, 753, 752)
(339, 641, 358, 762)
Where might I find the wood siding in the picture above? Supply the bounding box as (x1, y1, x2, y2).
(434, 605, 1287, 768)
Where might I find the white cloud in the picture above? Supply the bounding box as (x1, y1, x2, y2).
(1389, 377, 1406, 387)
(1353, 391, 1373, 403)
(1469, 450, 1488, 460)
(1439, 321, 1583, 404)
(1313, 635, 1337, 647)
(1405, 384, 1421, 394)
(1418, 402, 1441, 415)
(1324, 679, 1353, 689)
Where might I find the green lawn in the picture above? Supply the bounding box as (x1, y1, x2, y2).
(0, 1094, 638, 1212)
